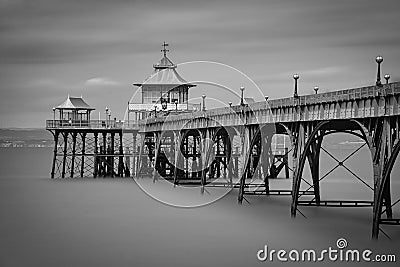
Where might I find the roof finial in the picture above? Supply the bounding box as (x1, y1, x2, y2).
(161, 41, 169, 57)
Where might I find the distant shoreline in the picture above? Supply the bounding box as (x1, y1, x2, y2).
(0, 128, 52, 148)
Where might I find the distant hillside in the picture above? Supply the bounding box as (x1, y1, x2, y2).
(0, 128, 53, 147)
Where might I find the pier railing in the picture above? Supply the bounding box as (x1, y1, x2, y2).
(139, 82, 400, 130)
(46, 120, 139, 130)
(47, 82, 400, 131)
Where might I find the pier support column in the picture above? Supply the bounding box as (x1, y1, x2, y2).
(173, 131, 181, 185)
(70, 132, 77, 178)
(51, 131, 59, 178)
(152, 132, 160, 182)
(110, 132, 115, 177)
(132, 133, 137, 177)
(291, 121, 328, 217)
(200, 129, 211, 187)
(118, 132, 124, 177)
(238, 126, 252, 203)
(284, 147, 290, 179)
(241, 127, 251, 178)
(372, 119, 388, 217)
(225, 129, 235, 186)
(291, 123, 306, 216)
(372, 137, 400, 239)
(372, 117, 393, 238)
(382, 178, 393, 219)
(61, 132, 68, 178)
(307, 134, 323, 205)
(234, 147, 239, 178)
(137, 132, 146, 177)
(102, 132, 107, 177)
(94, 133, 98, 178)
(80, 133, 86, 178)
(260, 131, 273, 195)
(227, 156, 233, 186)
(383, 117, 393, 219)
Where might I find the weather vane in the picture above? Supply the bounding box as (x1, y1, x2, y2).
(161, 41, 169, 56)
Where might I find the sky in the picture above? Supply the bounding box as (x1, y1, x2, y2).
(0, 0, 399, 128)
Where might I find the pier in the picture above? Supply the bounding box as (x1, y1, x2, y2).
(46, 48, 400, 239)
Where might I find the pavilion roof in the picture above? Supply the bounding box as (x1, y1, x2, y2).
(56, 96, 95, 110)
(134, 67, 195, 87)
(133, 46, 195, 88)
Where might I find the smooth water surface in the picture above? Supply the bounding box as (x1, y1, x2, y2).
(0, 147, 399, 267)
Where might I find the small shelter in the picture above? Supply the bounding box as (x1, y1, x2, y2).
(55, 95, 95, 122)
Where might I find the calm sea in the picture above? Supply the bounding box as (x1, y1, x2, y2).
(0, 147, 399, 267)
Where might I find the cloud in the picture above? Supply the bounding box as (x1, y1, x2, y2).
(1, 0, 400, 127)
(85, 77, 121, 87)
(290, 66, 347, 77)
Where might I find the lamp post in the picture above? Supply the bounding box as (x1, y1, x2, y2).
(375, 55, 383, 86)
(293, 74, 299, 97)
(161, 98, 167, 111)
(240, 86, 245, 105)
(175, 100, 178, 111)
(314, 86, 319, 94)
(52, 107, 56, 122)
(105, 107, 109, 126)
(108, 111, 111, 126)
(202, 95, 206, 111)
(384, 74, 390, 84)
(154, 105, 157, 118)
